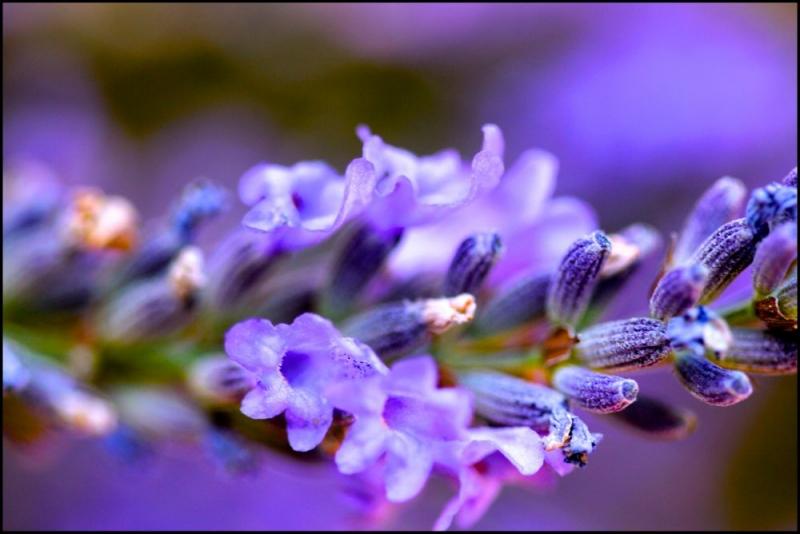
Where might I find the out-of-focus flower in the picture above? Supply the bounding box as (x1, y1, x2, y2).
(385, 127, 596, 283)
(224, 313, 386, 451)
(238, 158, 378, 251)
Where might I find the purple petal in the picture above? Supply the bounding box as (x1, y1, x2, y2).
(224, 318, 285, 373)
(384, 355, 439, 394)
(433, 468, 502, 532)
(285, 389, 334, 452)
(462, 427, 545, 475)
(384, 433, 434, 502)
(335, 419, 389, 474)
(544, 449, 576, 477)
(239, 378, 290, 420)
(492, 148, 557, 224)
(326, 376, 387, 417)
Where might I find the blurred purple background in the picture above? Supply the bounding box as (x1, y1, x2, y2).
(3, 3, 797, 530)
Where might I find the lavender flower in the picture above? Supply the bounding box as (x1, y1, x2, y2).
(224, 313, 386, 451)
(551, 365, 639, 414)
(322, 222, 404, 314)
(432, 426, 546, 531)
(573, 318, 672, 371)
(328, 355, 546, 531)
(745, 182, 797, 239)
(327, 356, 473, 502)
(443, 232, 503, 297)
(752, 222, 797, 297)
(474, 271, 551, 333)
(672, 176, 747, 264)
(239, 158, 377, 250)
(3, 123, 796, 531)
(356, 124, 504, 228)
(98, 247, 206, 344)
(688, 218, 758, 303)
(546, 231, 612, 330)
(649, 264, 708, 321)
(713, 328, 797, 375)
(342, 294, 476, 358)
(673, 350, 752, 407)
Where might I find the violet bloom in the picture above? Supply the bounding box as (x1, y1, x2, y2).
(326, 356, 473, 502)
(238, 158, 377, 250)
(381, 125, 597, 284)
(434, 447, 576, 531)
(224, 313, 387, 451)
(327, 355, 546, 528)
(355, 124, 504, 229)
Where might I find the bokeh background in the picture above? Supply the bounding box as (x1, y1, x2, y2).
(3, 3, 797, 530)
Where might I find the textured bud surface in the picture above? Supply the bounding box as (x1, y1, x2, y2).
(673, 351, 752, 406)
(552, 365, 638, 413)
(326, 223, 403, 310)
(574, 317, 671, 371)
(459, 370, 568, 432)
(443, 232, 502, 297)
(547, 231, 612, 329)
(689, 218, 757, 303)
(715, 328, 797, 375)
(650, 264, 708, 321)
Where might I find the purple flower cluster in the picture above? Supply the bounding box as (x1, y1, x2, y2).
(3, 125, 797, 530)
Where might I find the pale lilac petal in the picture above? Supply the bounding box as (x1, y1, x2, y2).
(335, 419, 389, 474)
(285, 389, 334, 452)
(224, 318, 285, 373)
(239, 379, 289, 419)
(491, 195, 597, 283)
(443, 467, 506, 532)
(544, 449, 576, 477)
(493, 148, 557, 224)
(239, 158, 377, 247)
(384, 433, 434, 502)
(242, 197, 299, 233)
(326, 376, 387, 417)
(384, 355, 439, 394)
(434, 467, 502, 532)
(331, 157, 379, 229)
(462, 427, 545, 475)
(237, 163, 292, 206)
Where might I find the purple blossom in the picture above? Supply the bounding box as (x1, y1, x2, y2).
(356, 124, 504, 229)
(327, 355, 546, 518)
(672, 176, 747, 264)
(224, 313, 387, 451)
(238, 158, 377, 250)
(326, 356, 472, 502)
(433, 427, 547, 531)
(385, 128, 597, 283)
